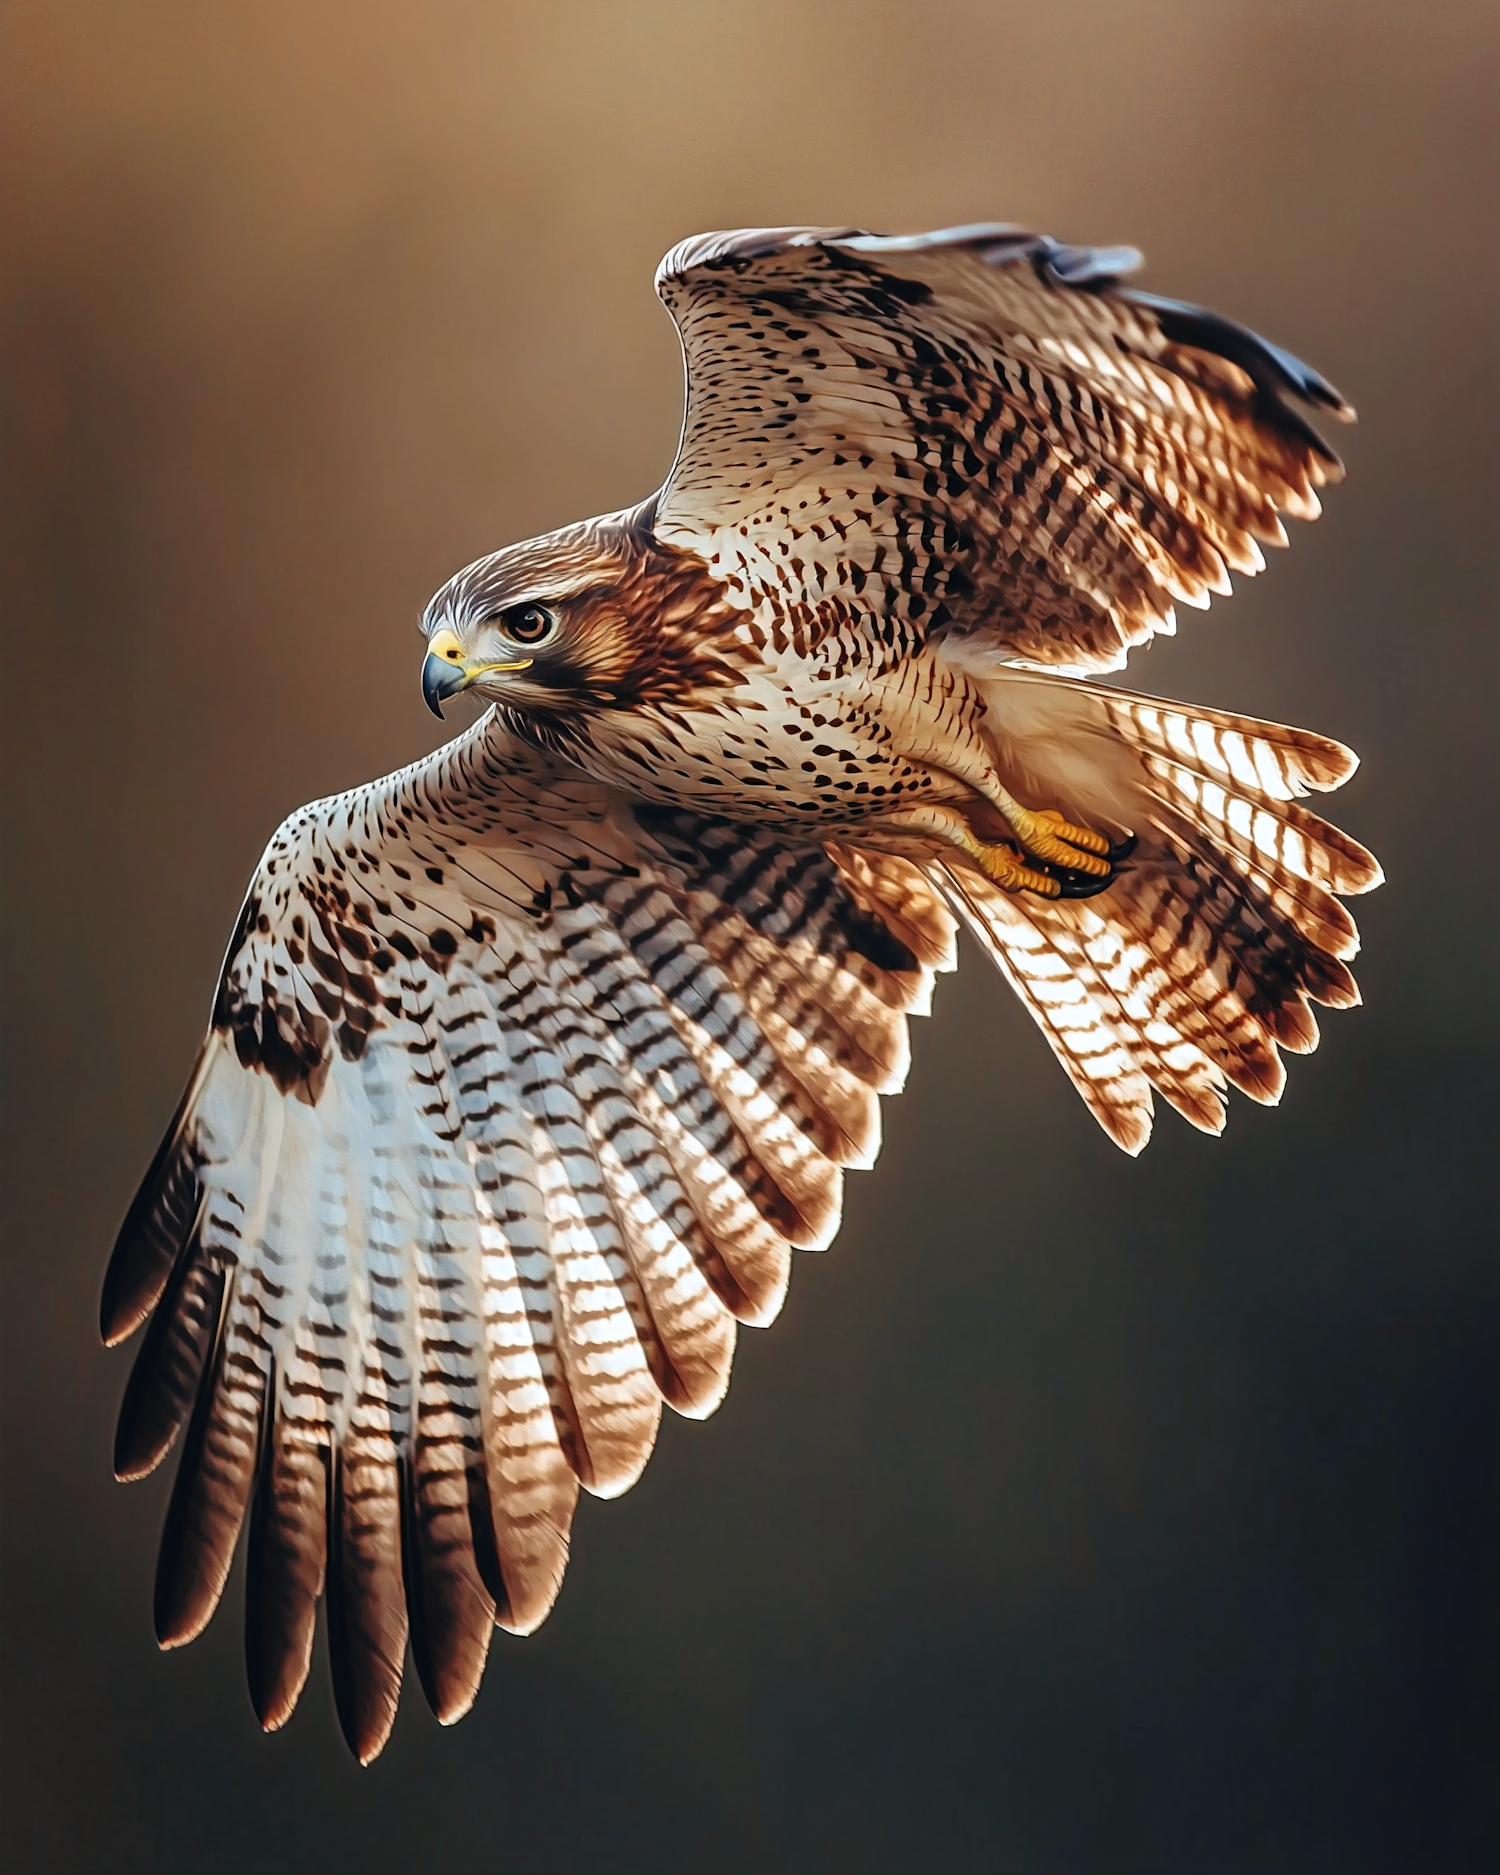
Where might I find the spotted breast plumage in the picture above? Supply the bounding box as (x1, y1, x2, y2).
(103, 223, 1381, 1761)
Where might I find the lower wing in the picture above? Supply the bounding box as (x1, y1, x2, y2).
(101, 717, 955, 1761)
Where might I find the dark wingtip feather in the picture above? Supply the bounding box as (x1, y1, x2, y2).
(327, 1448, 408, 1765)
(401, 1454, 495, 1728)
(113, 1256, 224, 1483)
(101, 1074, 205, 1348)
(151, 1294, 255, 1649)
(1118, 287, 1355, 467)
(245, 1387, 329, 1733)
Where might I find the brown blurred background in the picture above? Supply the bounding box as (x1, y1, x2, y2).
(2, 3, 1496, 1870)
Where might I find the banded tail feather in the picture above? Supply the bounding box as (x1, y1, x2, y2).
(934, 665, 1381, 1153)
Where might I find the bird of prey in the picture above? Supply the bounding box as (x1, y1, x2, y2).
(103, 223, 1380, 1762)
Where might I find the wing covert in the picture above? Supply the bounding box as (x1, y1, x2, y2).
(652, 223, 1353, 673)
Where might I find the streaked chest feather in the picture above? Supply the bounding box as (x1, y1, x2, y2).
(575, 617, 996, 828)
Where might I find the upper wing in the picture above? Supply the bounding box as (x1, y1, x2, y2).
(652, 224, 1353, 673)
(102, 718, 954, 1762)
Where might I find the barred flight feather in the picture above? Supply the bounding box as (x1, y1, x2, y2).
(655, 224, 1352, 676)
(104, 721, 948, 1760)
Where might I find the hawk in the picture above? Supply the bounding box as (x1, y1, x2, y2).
(103, 224, 1380, 1762)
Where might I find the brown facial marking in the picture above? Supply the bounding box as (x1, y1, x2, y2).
(440, 513, 756, 721)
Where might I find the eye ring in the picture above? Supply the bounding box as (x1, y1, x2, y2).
(503, 603, 559, 646)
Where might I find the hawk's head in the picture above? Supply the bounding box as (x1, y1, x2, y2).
(420, 509, 747, 723)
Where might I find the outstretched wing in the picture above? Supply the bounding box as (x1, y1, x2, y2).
(652, 224, 1353, 673)
(102, 718, 954, 1762)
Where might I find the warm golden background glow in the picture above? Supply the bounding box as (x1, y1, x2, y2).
(3, 4, 1495, 1869)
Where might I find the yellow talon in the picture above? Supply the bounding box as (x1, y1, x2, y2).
(1032, 808, 1112, 856)
(958, 833, 1062, 898)
(1003, 804, 1113, 877)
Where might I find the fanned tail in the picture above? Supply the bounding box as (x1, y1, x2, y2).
(930, 667, 1381, 1153)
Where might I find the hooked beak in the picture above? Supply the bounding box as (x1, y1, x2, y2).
(421, 627, 533, 718)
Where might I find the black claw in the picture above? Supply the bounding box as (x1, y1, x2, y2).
(1028, 832, 1133, 900)
(1053, 868, 1117, 899)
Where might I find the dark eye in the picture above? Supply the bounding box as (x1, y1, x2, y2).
(504, 603, 559, 646)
